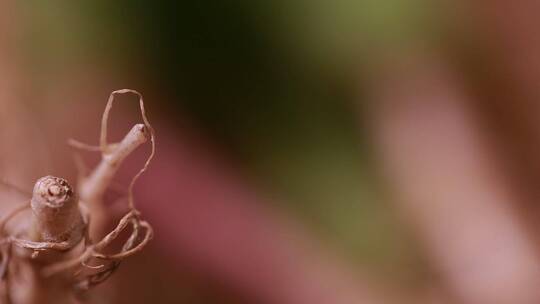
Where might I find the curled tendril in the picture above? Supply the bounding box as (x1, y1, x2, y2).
(48, 90, 155, 289)
(68, 89, 156, 210)
(42, 211, 153, 277)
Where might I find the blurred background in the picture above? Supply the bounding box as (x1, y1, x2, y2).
(3, 0, 540, 303)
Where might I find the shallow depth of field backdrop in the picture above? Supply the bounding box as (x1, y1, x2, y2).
(2, 1, 540, 303)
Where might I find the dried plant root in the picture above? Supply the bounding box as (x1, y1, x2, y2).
(63, 89, 154, 289)
(55, 89, 155, 286)
(0, 89, 156, 303)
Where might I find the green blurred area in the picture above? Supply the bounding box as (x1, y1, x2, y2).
(17, 0, 444, 284)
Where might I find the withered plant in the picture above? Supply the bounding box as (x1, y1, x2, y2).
(0, 89, 155, 304)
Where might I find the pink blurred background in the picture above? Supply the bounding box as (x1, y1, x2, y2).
(2, 1, 540, 303)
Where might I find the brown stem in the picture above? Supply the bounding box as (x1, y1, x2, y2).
(79, 124, 148, 206)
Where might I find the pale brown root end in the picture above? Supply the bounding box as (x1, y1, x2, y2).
(30, 176, 84, 246)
